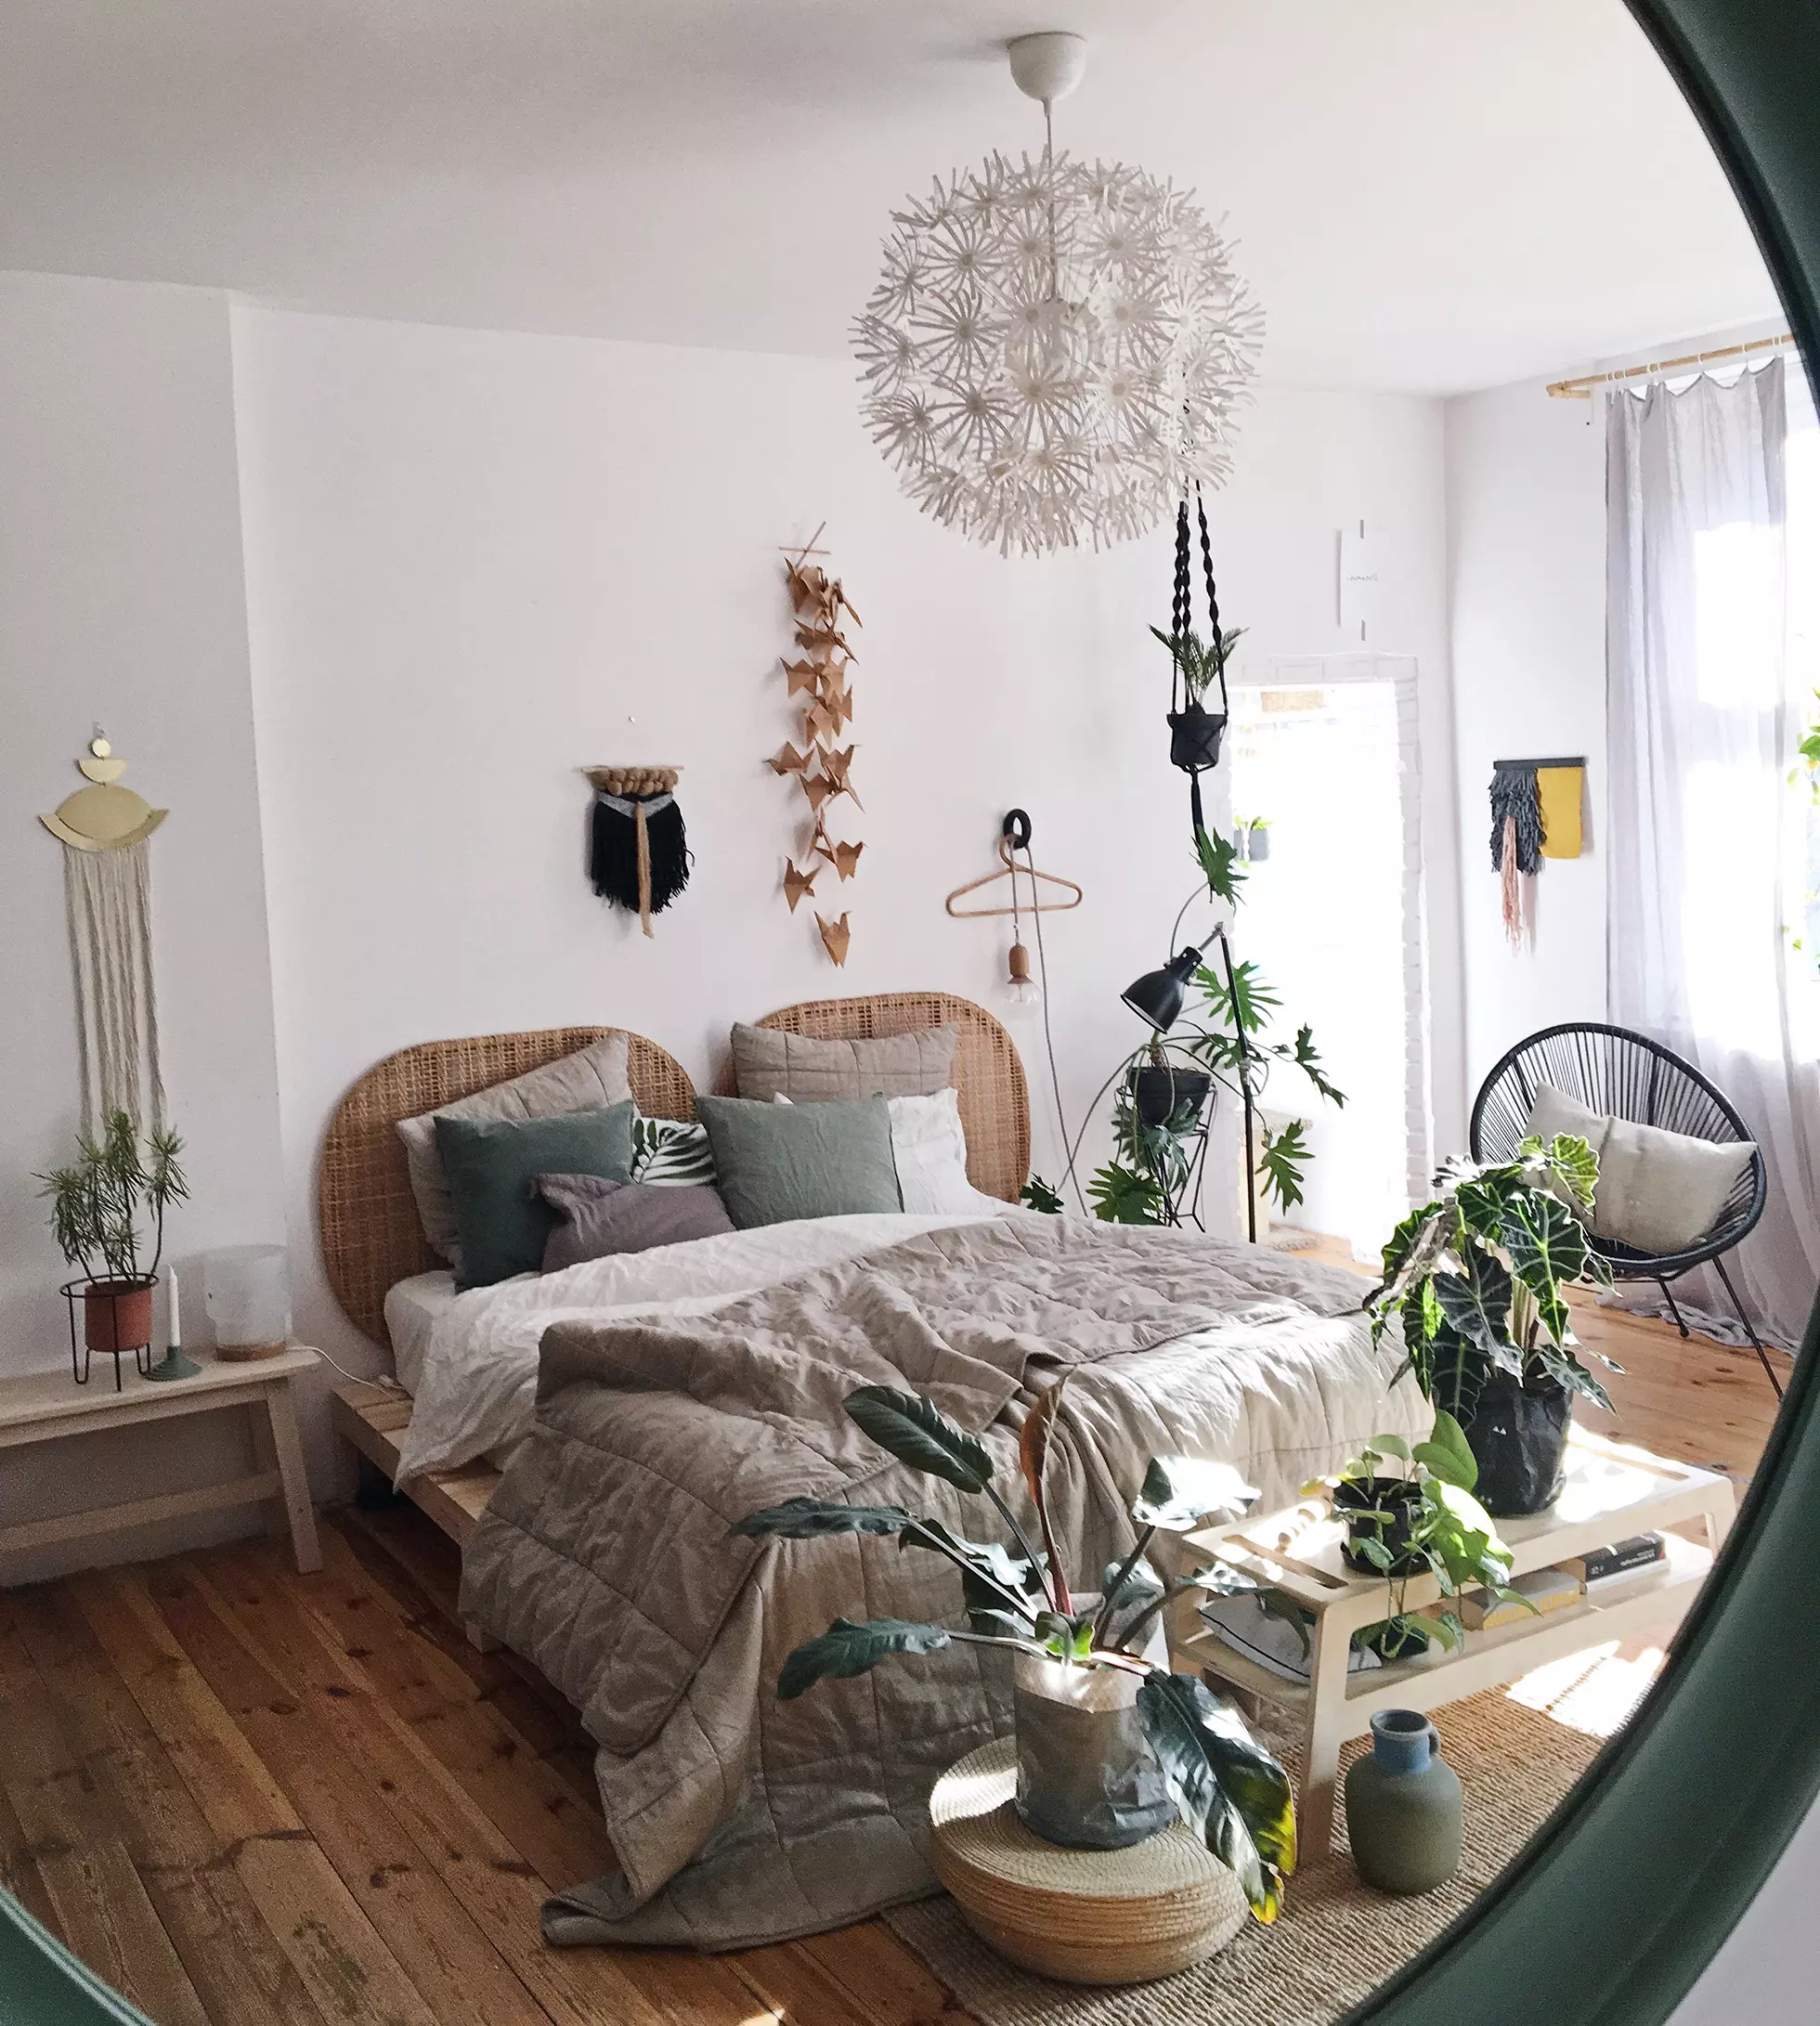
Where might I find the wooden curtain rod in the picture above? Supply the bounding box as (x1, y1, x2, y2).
(1545, 332, 1796, 399)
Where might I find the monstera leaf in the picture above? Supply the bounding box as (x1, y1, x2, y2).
(843, 1385, 993, 1494)
(732, 1497, 914, 1539)
(1131, 1455, 1259, 1531)
(1138, 1672, 1297, 1921)
(777, 1617, 953, 1700)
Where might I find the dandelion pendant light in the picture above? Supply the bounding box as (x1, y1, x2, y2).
(852, 32, 1263, 557)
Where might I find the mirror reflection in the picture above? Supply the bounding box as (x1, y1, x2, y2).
(0, 4, 1802, 2024)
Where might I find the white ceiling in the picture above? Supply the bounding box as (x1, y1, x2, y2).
(0, 0, 1784, 394)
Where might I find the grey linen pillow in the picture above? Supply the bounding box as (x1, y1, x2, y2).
(536, 1174, 734, 1270)
(730, 1021, 957, 1103)
(396, 1032, 633, 1270)
(694, 1094, 903, 1227)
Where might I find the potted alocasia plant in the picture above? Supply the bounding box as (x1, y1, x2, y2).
(39, 1109, 188, 1355)
(734, 1379, 1298, 1921)
(1364, 1134, 1619, 1517)
(1318, 1412, 1532, 1659)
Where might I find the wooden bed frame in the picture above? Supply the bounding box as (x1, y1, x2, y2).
(322, 993, 1030, 1606)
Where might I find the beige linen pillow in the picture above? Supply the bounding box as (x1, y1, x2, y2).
(396, 1032, 633, 1268)
(1521, 1081, 1754, 1253)
(730, 1021, 957, 1103)
(1591, 1117, 1756, 1255)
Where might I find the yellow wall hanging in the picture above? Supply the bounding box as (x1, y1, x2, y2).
(39, 732, 168, 1133)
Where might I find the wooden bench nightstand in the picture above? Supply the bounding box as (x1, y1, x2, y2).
(0, 1345, 321, 1574)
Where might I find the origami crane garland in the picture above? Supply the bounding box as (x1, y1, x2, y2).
(770, 547, 864, 965)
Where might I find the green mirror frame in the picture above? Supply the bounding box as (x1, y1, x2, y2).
(1350, 11, 1820, 2020)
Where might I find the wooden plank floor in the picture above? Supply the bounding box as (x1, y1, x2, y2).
(0, 1272, 1786, 2026)
(0, 1507, 973, 2026)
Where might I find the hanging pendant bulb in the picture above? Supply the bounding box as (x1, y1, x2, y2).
(1007, 939, 1041, 1007)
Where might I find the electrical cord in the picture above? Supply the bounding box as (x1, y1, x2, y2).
(1019, 836, 1092, 1215)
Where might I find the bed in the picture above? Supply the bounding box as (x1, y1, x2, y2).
(318, 993, 1418, 1950)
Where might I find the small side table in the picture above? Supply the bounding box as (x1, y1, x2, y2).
(1164, 1425, 1734, 1863)
(928, 1737, 1247, 1984)
(0, 1345, 321, 1574)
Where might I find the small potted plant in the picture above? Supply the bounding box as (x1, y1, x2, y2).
(1364, 1134, 1619, 1517)
(1246, 817, 1271, 863)
(40, 1110, 188, 1357)
(1316, 1413, 1530, 1659)
(735, 1379, 1297, 1921)
(1153, 623, 1245, 773)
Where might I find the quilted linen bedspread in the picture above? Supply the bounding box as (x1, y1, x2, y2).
(458, 1215, 1420, 1950)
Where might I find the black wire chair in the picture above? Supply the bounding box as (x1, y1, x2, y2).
(1469, 1021, 1778, 1398)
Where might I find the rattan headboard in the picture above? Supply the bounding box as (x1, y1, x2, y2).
(719, 992, 1031, 1206)
(319, 1026, 696, 1346)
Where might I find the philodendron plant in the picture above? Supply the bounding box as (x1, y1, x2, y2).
(734, 1380, 1299, 1921)
(1363, 1135, 1620, 1424)
(1316, 1411, 1532, 1660)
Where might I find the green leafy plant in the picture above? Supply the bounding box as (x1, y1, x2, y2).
(734, 1379, 1298, 1920)
(38, 1110, 188, 1285)
(1151, 623, 1246, 708)
(1311, 1412, 1531, 1659)
(1364, 1136, 1619, 1427)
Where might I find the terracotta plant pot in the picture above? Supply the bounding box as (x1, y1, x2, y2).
(83, 1277, 156, 1354)
(1466, 1372, 1572, 1517)
(1012, 1655, 1175, 1851)
(1167, 704, 1227, 772)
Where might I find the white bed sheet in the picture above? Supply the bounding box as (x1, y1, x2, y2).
(393, 1209, 1008, 1486)
(383, 1270, 462, 1396)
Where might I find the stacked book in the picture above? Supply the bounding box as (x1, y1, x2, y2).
(1561, 1532, 1668, 1592)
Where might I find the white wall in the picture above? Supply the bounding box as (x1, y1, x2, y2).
(230, 305, 1458, 1443)
(1446, 378, 1608, 1105)
(0, 271, 288, 1576)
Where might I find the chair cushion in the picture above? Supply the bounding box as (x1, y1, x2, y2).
(1592, 1117, 1756, 1255)
(1522, 1083, 1753, 1254)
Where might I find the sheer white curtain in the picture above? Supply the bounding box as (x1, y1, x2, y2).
(1606, 357, 1820, 1349)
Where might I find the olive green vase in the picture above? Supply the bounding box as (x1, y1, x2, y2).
(1345, 1709, 1462, 1894)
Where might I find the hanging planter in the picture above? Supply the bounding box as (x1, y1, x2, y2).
(1131, 1063, 1215, 1130)
(1152, 492, 1245, 840)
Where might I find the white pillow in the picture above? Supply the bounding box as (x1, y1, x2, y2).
(887, 1088, 981, 1214)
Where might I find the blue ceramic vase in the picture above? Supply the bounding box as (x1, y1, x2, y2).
(1345, 1709, 1462, 1893)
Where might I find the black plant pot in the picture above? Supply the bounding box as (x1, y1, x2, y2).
(1167, 704, 1227, 772)
(1335, 1476, 1426, 1577)
(1465, 1372, 1572, 1517)
(1131, 1065, 1214, 1129)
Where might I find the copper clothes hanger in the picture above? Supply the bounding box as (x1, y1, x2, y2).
(944, 810, 1084, 918)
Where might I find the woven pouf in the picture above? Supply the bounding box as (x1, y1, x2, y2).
(927, 1738, 1248, 1985)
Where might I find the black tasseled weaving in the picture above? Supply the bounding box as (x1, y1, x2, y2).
(1489, 764, 1545, 874)
(590, 794, 691, 915)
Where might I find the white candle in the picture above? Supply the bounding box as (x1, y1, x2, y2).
(167, 1265, 181, 1346)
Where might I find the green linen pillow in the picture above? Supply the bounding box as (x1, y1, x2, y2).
(435, 1102, 635, 1287)
(694, 1095, 903, 1228)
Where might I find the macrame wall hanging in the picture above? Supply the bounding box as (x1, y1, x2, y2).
(39, 731, 168, 1136)
(585, 765, 690, 937)
(770, 526, 863, 967)
(1489, 755, 1585, 949)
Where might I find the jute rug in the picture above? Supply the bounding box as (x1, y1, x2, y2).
(885, 1685, 1607, 2026)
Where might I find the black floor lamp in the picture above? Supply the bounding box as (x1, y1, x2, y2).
(1121, 924, 1261, 1243)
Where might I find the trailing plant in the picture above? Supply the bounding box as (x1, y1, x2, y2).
(1151, 623, 1246, 709)
(1364, 1135, 1620, 1427)
(1310, 1413, 1530, 1660)
(734, 1379, 1298, 1920)
(39, 1110, 188, 1285)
